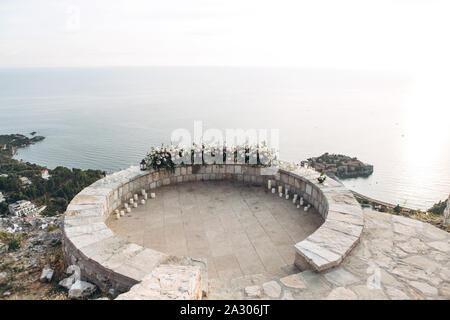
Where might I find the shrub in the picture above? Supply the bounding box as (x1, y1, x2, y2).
(47, 223, 58, 232)
(7, 238, 21, 251)
(0, 231, 22, 252)
(428, 199, 448, 215)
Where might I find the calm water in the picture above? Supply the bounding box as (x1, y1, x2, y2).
(0, 67, 448, 210)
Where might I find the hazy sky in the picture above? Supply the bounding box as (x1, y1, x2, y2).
(0, 0, 449, 72)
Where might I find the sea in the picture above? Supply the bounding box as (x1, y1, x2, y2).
(0, 66, 448, 210)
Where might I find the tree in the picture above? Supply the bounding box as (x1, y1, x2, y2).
(428, 199, 448, 215)
(393, 204, 401, 214)
(0, 201, 8, 215)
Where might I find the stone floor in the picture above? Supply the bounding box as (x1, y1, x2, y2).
(208, 210, 450, 300)
(106, 182, 450, 300)
(106, 180, 324, 286)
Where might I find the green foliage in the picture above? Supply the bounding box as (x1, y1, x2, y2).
(393, 204, 402, 213)
(47, 223, 58, 232)
(317, 173, 327, 183)
(0, 230, 11, 242)
(0, 201, 8, 215)
(7, 238, 21, 251)
(144, 146, 176, 173)
(428, 199, 448, 215)
(0, 231, 22, 252)
(0, 134, 104, 216)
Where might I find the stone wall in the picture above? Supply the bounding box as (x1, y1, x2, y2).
(62, 163, 364, 297)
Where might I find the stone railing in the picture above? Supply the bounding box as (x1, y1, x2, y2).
(62, 163, 364, 298)
(277, 168, 364, 271)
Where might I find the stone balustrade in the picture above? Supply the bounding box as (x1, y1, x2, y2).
(62, 163, 364, 298)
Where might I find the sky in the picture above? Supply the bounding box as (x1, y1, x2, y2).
(0, 0, 449, 72)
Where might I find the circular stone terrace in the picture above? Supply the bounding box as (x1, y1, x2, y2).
(62, 164, 450, 300)
(106, 180, 324, 286)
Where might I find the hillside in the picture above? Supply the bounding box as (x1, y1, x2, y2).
(0, 134, 105, 216)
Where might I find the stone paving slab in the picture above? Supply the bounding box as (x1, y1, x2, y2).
(107, 180, 324, 284)
(115, 264, 203, 300)
(233, 210, 450, 300)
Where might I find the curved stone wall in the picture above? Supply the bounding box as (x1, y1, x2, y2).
(62, 164, 364, 296)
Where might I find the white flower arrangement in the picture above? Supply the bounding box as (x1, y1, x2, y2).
(142, 141, 277, 171)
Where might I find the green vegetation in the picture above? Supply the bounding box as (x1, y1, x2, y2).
(0, 134, 105, 216)
(428, 198, 448, 215)
(0, 231, 23, 252)
(7, 238, 21, 252)
(354, 193, 449, 232)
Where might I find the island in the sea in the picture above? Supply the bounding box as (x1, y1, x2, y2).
(0, 133, 45, 156)
(303, 152, 373, 179)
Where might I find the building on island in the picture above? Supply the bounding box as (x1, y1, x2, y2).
(8, 200, 39, 217)
(41, 169, 51, 180)
(305, 153, 373, 179)
(19, 176, 32, 186)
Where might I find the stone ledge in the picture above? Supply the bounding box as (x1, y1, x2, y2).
(62, 163, 364, 298)
(115, 264, 203, 300)
(278, 169, 364, 272)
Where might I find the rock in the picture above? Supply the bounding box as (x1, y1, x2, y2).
(402, 255, 440, 274)
(39, 267, 54, 283)
(244, 285, 262, 298)
(350, 285, 388, 299)
(385, 286, 410, 300)
(262, 281, 281, 298)
(68, 280, 97, 299)
(324, 268, 360, 287)
(0, 244, 7, 255)
(396, 238, 429, 254)
(393, 223, 416, 236)
(25, 258, 38, 268)
(426, 241, 449, 253)
(439, 283, 450, 298)
(280, 274, 307, 289)
(59, 264, 81, 289)
(115, 264, 202, 300)
(298, 270, 332, 294)
(0, 272, 8, 284)
(108, 288, 116, 298)
(326, 287, 357, 300)
(281, 290, 294, 300)
(408, 281, 438, 297)
(37, 231, 61, 247)
(59, 275, 77, 290)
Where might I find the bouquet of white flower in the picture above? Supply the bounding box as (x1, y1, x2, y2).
(141, 141, 277, 170)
